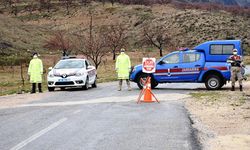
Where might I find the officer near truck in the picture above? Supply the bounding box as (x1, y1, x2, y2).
(227, 49, 244, 91)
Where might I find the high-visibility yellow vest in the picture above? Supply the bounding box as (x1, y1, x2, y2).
(116, 53, 131, 79)
(28, 58, 43, 83)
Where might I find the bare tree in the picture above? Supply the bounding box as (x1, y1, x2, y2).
(39, 0, 51, 12)
(110, 0, 115, 6)
(25, 1, 36, 15)
(44, 31, 73, 56)
(76, 13, 108, 69)
(10, 0, 20, 16)
(60, 0, 73, 15)
(141, 24, 172, 57)
(79, 0, 90, 6)
(101, 24, 127, 60)
(101, 0, 106, 6)
(0, 0, 10, 9)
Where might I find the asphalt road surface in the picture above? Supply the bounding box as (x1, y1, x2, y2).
(0, 82, 205, 150)
(1, 64, 250, 150)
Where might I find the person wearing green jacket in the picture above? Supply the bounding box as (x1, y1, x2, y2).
(28, 52, 44, 93)
(115, 48, 132, 91)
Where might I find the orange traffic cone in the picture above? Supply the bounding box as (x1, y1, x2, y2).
(137, 76, 160, 104)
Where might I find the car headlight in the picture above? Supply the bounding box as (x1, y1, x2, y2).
(48, 74, 54, 77)
(76, 72, 84, 76)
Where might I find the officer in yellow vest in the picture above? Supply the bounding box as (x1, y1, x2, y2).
(28, 52, 43, 93)
(115, 48, 132, 91)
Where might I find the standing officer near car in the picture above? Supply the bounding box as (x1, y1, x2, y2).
(28, 52, 44, 93)
(115, 48, 132, 91)
(227, 49, 244, 91)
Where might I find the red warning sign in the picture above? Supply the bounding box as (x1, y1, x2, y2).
(142, 58, 156, 73)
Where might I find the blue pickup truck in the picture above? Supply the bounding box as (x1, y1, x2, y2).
(130, 40, 243, 90)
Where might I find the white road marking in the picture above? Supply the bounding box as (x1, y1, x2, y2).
(6, 94, 189, 109)
(73, 109, 82, 114)
(10, 118, 67, 150)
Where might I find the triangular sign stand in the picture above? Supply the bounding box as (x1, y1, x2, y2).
(137, 76, 160, 104)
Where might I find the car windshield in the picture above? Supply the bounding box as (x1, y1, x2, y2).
(54, 60, 85, 69)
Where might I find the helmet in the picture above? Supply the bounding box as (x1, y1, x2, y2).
(120, 48, 125, 52)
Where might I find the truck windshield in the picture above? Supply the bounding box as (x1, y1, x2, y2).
(54, 60, 85, 69)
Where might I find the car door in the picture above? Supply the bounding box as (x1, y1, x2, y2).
(85, 60, 96, 84)
(177, 52, 204, 81)
(154, 52, 181, 82)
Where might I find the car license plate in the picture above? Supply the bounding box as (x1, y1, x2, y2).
(58, 78, 69, 82)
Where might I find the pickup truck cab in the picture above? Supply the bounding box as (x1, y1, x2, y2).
(130, 40, 242, 90)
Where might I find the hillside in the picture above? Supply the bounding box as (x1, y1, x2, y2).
(0, 2, 250, 60)
(0, 15, 49, 56)
(178, 0, 250, 6)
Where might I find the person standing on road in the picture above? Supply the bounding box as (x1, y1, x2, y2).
(28, 52, 44, 93)
(227, 49, 244, 91)
(116, 48, 132, 91)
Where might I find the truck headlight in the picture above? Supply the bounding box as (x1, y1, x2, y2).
(133, 67, 137, 73)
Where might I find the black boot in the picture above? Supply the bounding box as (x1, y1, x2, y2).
(231, 86, 235, 91)
(38, 83, 42, 93)
(31, 83, 36, 94)
(240, 85, 243, 91)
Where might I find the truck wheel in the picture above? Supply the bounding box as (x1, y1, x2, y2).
(136, 73, 158, 89)
(205, 75, 222, 90)
(48, 87, 55, 92)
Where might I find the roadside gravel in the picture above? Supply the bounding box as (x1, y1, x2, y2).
(186, 81, 250, 150)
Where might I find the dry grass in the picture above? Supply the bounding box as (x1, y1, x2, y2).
(244, 56, 250, 65)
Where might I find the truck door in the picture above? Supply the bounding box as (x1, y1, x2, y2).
(177, 52, 204, 81)
(154, 53, 181, 82)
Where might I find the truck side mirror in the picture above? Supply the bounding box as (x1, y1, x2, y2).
(158, 61, 164, 65)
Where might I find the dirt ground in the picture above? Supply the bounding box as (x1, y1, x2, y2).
(186, 81, 250, 150)
(0, 92, 50, 109)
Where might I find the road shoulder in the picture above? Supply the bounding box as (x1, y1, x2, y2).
(185, 81, 250, 150)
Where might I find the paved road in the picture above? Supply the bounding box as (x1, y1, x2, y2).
(0, 82, 206, 150)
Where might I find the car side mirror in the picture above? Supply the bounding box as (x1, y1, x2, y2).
(48, 67, 53, 71)
(87, 66, 93, 69)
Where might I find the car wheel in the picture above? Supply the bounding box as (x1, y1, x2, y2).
(48, 87, 55, 92)
(92, 79, 97, 88)
(205, 75, 222, 90)
(83, 77, 89, 90)
(136, 73, 158, 89)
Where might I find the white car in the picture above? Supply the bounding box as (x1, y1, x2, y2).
(47, 58, 97, 91)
